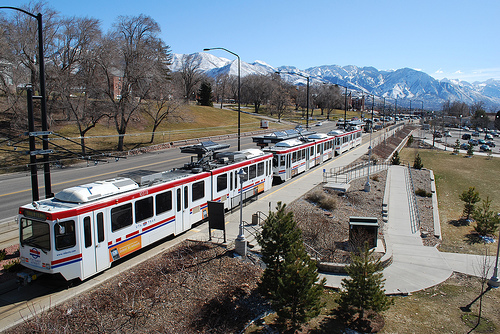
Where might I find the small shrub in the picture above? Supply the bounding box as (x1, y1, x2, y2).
(415, 188, 432, 198)
(371, 175, 380, 182)
(305, 190, 325, 204)
(305, 190, 337, 211)
(319, 196, 337, 211)
(0, 249, 6, 261)
(3, 259, 21, 272)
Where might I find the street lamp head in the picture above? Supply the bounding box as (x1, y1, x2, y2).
(203, 48, 211, 51)
(237, 168, 246, 180)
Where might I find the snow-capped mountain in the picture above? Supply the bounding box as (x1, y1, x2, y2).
(171, 53, 500, 110)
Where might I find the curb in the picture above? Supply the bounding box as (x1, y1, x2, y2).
(429, 170, 442, 239)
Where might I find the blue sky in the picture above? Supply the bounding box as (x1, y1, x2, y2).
(10, 0, 500, 82)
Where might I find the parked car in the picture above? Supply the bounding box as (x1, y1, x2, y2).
(491, 131, 499, 137)
(462, 133, 471, 140)
(444, 131, 452, 137)
(478, 139, 486, 145)
(472, 131, 480, 137)
(486, 141, 496, 147)
(433, 131, 442, 138)
(469, 139, 479, 146)
(480, 144, 491, 152)
(485, 134, 493, 140)
(460, 143, 470, 150)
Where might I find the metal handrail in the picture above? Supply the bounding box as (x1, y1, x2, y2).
(303, 241, 325, 261)
(406, 162, 421, 234)
(323, 160, 390, 184)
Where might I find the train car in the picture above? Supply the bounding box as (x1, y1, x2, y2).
(17, 143, 272, 281)
(264, 133, 335, 182)
(328, 128, 362, 155)
(264, 128, 362, 182)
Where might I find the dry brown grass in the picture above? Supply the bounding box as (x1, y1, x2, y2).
(399, 146, 500, 255)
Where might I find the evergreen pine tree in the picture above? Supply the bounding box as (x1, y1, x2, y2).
(473, 197, 500, 236)
(467, 143, 474, 157)
(459, 187, 481, 221)
(257, 202, 325, 331)
(390, 150, 400, 165)
(413, 153, 423, 169)
(406, 134, 414, 147)
(453, 139, 460, 155)
(197, 81, 213, 106)
(337, 243, 392, 317)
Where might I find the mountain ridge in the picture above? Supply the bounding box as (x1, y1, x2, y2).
(171, 53, 500, 110)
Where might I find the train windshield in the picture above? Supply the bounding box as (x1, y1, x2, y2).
(20, 218, 51, 251)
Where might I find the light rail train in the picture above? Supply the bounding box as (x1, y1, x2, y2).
(17, 128, 361, 281)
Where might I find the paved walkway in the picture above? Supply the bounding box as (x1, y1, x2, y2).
(319, 165, 497, 294)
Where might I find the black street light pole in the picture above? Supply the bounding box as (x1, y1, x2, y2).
(276, 71, 310, 129)
(1, 6, 52, 199)
(203, 47, 241, 150)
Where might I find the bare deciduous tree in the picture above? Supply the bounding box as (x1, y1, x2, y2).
(142, 81, 180, 143)
(241, 74, 272, 113)
(95, 14, 171, 151)
(177, 54, 202, 103)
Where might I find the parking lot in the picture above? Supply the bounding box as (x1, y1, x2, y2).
(420, 126, 500, 154)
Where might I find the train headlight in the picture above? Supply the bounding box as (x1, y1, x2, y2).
(42, 263, 51, 269)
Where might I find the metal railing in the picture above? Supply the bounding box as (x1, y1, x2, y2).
(405, 163, 421, 234)
(323, 160, 390, 184)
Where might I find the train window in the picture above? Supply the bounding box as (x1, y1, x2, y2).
(257, 162, 264, 176)
(279, 155, 285, 167)
(97, 213, 105, 243)
(217, 174, 227, 192)
(292, 152, 297, 163)
(111, 203, 133, 232)
(55, 220, 76, 250)
(192, 181, 204, 202)
(177, 189, 181, 212)
(242, 167, 249, 181)
(184, 186, 188, 209)
(310, 147, 314, 155)
(249, 165, 256, 179)
(156, 191, 173, 215)
(83, 217, 92, 248)
(135, 197, 153, 223)
(20, 218, 51, 251)
(230, 172, 233, 190)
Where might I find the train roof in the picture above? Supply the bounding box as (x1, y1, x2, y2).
(30, 147, 271, 206)
(54, 177, 139, 204)
(252, 128, 315, 147)
(308, 133, 330, 139)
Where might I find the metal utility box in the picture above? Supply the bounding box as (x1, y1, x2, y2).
(349, 216, 378, 249)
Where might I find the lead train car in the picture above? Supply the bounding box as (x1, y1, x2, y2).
(18, 148, 273, 281)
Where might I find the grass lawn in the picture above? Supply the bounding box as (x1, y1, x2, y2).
(0, 104, 289, 171)
(399, 147, 500, 255)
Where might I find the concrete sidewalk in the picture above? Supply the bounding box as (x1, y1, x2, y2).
(320, 165, 497, 294)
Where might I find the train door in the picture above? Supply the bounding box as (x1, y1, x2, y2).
(93, 211, 108, 272)
(175, 186, 190, 233)
(81, 215, 96, 278)
(286, 153, 292, 180)
(80, 211, 108, 279)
